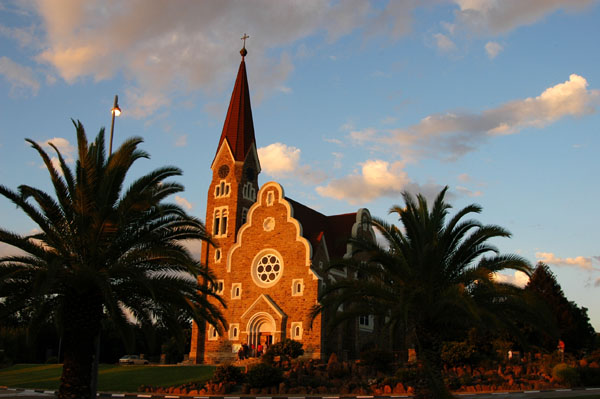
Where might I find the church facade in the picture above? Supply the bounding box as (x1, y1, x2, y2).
(189, 48, 379, 364)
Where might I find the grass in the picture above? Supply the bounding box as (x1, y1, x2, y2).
(0, 363, 215, 392)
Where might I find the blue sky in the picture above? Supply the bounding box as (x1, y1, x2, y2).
(1, 0, 599, 332)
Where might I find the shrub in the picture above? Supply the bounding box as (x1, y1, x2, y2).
(552, 363, 580, 387)
(263, 339, 304, 367)
(441, 341, 478, 366)
(395, 365, 418, 386)
(45, 356, 59, 364)
(246, 363, 283, 388)
(360, 348, 394, 373)
(212, 364, 245, 385)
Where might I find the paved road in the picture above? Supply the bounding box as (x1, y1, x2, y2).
(1, 388, 599, 399)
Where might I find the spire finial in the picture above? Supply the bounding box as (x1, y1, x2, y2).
(240, 33, 249, 58)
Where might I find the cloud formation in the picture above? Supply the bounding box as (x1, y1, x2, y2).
(350, 74, 599, 161)
(258, 143, 327, 184)
(433, 33, 456, 52)
(485, 41, 503, 59)
(20, 0, 419, 117)
(493, 270, 530, 287)
(0, 56, 40, 95)
(316, 159, 446, 204)
(175, 195, 193, 210)
(453, 0, 595, 34)
(536, 252, 594, 270)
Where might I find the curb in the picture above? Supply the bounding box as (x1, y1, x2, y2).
(1, 387, 599, 398)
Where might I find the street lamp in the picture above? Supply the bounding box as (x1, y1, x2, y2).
(109, 94, 121, 155)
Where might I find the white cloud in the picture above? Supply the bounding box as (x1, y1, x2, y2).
(317, 160, 410, 204)
(175, 135, 188, 147)
(316, 160, 447, 204)
(455, 186, 482, 197)
(258, 142, 326, 184)
(595, 278, 600, 288)
(258, 143, 300, 175)
(453, 0, 594, 34)
(458, 173, 471, 182)
(44, 137, 75, 161)
(536, 252, 594, 270)
(350, 74, 599, 161)
(485, 41, 502, 59)
(433, 33, 456, 52)
(493, 270, 530, 287)
(19, 0, 419, 118)
(0, 56, 40, 95)
(175, 195, 193, 210)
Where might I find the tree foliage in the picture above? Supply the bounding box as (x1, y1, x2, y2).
(313, 187, 533, 399)
(525, 262, 596, 353)
(0, 121, 226, 399)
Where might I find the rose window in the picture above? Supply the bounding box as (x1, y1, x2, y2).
(252, 251, 284, 287)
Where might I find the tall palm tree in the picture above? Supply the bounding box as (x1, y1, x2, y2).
(313, 187, 532, 399)
(0, 121, 226, 399)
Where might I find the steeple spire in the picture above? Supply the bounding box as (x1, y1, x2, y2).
(215, 39, 256, 162)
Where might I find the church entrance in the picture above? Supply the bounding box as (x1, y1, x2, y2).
(247, 313, 276, 356)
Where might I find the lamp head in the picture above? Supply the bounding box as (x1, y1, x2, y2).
(112, 105, 121, 116)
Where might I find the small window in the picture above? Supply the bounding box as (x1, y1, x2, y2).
(215, 249, 222, 262)
(208, 325, 219, 341)
(242, 182, 256, 201)
(292, 279, 304, 296)
(229, 324, 239, 340)
(211, 280, 224, 295)
(214, 180, 231, 198)
(267, 191, 274, 206)
(359, 315, 374, 332)
(231, 283, 242, 299)
(290, 322, 303, 340)
(241, 208, 248, 225)
(213, 207, 228, 237)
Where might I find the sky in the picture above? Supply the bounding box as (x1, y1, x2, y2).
(1, 0, 599, 332)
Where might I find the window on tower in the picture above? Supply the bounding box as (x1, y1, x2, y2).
(241, 208, 248, 225)
(242, 182, 256, 201)
(213, 207, 228, 237)
(214, 180, 231, 198)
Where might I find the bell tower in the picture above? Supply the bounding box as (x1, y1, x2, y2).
(189, 40, 260, 363)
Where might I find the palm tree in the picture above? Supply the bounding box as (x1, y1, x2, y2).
(313, 187, 532, 399)
(0, 121, 226, 399)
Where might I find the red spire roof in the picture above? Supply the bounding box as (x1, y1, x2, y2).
(216, 59, 256, 161)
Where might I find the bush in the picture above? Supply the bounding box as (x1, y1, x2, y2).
(395, 366, 418, 386)
(263, 339, 304, 367)
(212, 364, 245, 385)
(552, 363, 580, 387)
(360, 348, 394, 373)
(246, 363, 283, 388)
(441, 341, 478, 366)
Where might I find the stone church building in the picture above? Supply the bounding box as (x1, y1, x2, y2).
(188, 47, 379, 364)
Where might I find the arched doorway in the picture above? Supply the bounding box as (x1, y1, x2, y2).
(247, 312, 276, 355)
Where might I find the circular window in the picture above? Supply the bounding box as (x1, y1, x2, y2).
(252, 250, 283, 287)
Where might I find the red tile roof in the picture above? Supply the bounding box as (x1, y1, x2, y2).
(217, 59, 256, 161)
(287, 197, 357, 260)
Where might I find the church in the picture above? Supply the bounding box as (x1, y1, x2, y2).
(188, 44, 380, 364)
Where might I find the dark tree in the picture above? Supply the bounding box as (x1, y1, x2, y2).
(313, 187, 533, 399)
(525, 262, 596, 353)
(0, 121, 226, 399)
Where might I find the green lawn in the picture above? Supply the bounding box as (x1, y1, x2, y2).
(0, 364, 215, 392)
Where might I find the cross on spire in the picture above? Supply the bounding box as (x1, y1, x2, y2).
(240, 33, 249, 58)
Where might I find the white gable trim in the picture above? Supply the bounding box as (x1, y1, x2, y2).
(210, 139, 235, 169)
(227, 181, 312, 272)
(240, 293, 287, 320)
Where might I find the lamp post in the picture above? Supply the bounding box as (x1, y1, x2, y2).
(108, 94, 121, 155)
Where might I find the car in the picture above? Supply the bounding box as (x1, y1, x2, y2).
(118, 355, 149, 365)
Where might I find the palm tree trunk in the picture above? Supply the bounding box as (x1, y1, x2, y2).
(414, 326, 454, 399)
(59, 330, 96, 399)
(57, 291, 102, 399)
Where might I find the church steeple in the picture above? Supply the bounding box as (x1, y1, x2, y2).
(215, 40, 256, 163)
